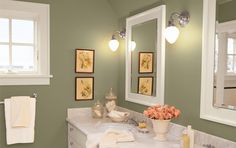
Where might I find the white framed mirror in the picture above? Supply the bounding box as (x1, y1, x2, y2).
(201, 0, 236, 126)
(125, 5, 166, 106)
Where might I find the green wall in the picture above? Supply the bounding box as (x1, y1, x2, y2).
(0, 0, 120, 148)
(218, 1, 236, 23)
(0, 1, 236, 148)
(109, 0, 236, 142)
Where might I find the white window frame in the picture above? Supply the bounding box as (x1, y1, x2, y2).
(0, 0, 52, 85)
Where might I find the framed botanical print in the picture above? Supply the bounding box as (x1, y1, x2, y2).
(75, 77, 94, 100)
(138, 52, 154, 73)
(138, 76, 153, 96)
(75, 49, 95, 73)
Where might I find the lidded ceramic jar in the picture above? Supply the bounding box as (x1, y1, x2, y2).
(105, 88, 117, 112)
(91, 100, 104, 118)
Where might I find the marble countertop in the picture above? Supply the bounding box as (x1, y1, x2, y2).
(66, 108, 204, 148)
(67, 107, 236, 148)
(67, 118, 181, 148)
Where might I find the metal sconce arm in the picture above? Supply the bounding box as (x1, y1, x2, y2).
(168, 11, 190, 27)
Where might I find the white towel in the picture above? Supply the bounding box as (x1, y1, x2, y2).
(86, 128, 135, 148)
(11, 96, 31, 127)
(4, 97, 36, 145)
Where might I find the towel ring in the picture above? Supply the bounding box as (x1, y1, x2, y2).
(32, 93, 38, 98)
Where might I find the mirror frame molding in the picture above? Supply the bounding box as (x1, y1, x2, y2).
(201, 0, 236, 127)
(125, 5, 166, 106)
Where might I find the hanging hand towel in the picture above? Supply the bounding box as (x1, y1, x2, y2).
(4, 97, 36, 145)
(11, 96, 31, 127)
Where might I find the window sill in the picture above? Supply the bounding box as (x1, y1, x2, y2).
(0, 74, 53, 85)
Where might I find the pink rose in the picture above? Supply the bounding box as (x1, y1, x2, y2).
(143, 104, 181, 120)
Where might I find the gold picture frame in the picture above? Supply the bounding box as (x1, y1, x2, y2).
(138, 52, 154, 73)
(75, 77, 94, 101)
(138, 76, 153, 96)
(75, 49, 95, 73)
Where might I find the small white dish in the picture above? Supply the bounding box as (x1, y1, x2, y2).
(107, 110, 130, 122)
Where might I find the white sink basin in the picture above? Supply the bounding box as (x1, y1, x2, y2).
(92, 122, 183, 148)
(97, 123, 206, 148)
(97, 123, 136, 133)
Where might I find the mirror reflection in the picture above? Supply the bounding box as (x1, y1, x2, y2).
(130, 19, 157, 96)
(214, 0, 236, 110)
(125, 5, 165, 106)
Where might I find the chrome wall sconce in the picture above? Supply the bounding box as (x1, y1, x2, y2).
(165, 10, 190, 44)
(109, 29, 136, 52)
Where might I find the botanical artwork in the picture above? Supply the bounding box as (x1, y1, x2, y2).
(138, 77, 153, 96)
(76, 77, 94, 100)
(139, 52, 154, 73)
(76, 49, 94, 73)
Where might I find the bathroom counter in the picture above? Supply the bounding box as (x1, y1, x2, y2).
(66, 108, 183, 148)
(67, 107, 236, 148)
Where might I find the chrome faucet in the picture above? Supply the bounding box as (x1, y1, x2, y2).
(127, 118, 139, 126)
(202, 144, 215, 148)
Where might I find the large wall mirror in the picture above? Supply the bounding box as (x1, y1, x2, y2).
(214, 0, 236, 110)
(125, 5, 165, 106)
(201, 0, 236, 126)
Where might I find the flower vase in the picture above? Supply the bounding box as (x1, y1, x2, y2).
(152, 119, 170, 141)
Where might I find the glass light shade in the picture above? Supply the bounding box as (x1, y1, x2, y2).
(131, 41, 136, 51)
(164, 26, 180, 44)
(109, 39, 119, 52)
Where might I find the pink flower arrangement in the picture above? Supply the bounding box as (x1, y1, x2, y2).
(144, 104, 181, 120)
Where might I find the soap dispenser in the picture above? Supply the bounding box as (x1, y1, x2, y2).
(187, 125, 194, 148)
(181, 129, 190, 148)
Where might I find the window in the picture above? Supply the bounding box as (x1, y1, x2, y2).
(0, 0, 52, 85)
(214, 35, 236, 75)
(214, 34, 218, 73)
(226, 38, 236, 74)
(0, 18, 36, 73)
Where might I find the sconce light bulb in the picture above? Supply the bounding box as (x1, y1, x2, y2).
(131, 41, 136, 51)
(164, 26, 180, 44)
(109, 39, 119, 52)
